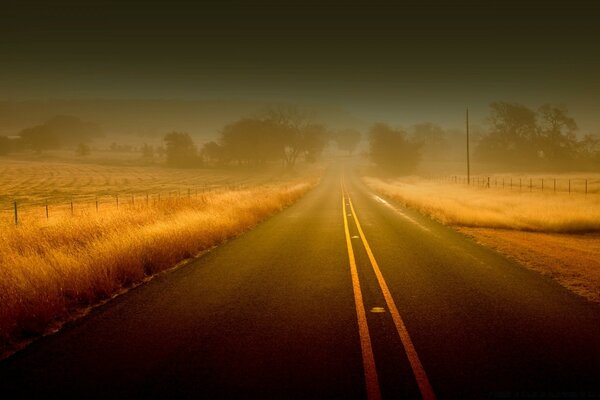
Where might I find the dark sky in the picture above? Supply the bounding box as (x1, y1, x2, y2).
(2, 0, 600, 129)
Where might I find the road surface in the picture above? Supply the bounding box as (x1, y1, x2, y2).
(1, 163, 599, 399)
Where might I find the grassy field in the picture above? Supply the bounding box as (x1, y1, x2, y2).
(0, 159, 318, 355)
(365, 175, 600, 303)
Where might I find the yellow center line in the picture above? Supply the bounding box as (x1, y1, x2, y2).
(348, 196, 437, 400)
(342, 181, 381, 400)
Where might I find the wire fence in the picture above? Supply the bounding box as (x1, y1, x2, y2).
(0, 183, 249, 226)
(430, 175, 598, 195)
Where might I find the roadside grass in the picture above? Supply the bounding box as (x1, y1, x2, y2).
(365, 176, 600, 304)
(0, 159, 319, 354)
(364, 177, 600, 233)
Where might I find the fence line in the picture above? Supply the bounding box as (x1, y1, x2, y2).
(1, 183, 250, 226)
(430, 175, 596, 195)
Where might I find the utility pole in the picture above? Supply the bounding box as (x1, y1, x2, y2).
(466, 107, 471, 185)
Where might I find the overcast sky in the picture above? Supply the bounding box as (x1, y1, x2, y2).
(2, 0, 600, 130)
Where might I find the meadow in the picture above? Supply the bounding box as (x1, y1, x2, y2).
(0, 159, 318, 354)
(365, 175, 600, 303)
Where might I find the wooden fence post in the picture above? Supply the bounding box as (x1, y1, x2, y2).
(46, 201, 49, 219)
(14, 201, 18, 226)
(568, 179, 571, 194)
(71, 200, 74, 216)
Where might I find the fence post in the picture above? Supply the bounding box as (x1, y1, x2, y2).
(146, 193, 149, 206)
(529, 178, 532, 192)
(553, 178, 556, 193)
(487, 177, 490, 188)
(568, 179, 571, 194)
(45, 201, 49, 219)
(116, 194, 119, 208)
(71, 200, 74, 216)
(96, 197, 99, 212)
(585, 179, 588, 195)
(14, 201, 18, 226)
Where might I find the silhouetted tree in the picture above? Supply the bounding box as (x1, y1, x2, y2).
(163, 132, 199, 167)
(475, 102, 585, 170)
(201, 141, 227, 166)
(263, 105, 330, 168)
(576, 133, 600, 169)
(19, 115, 102, 152)
(410, 123, 447, 160)
(220, 118, 283, 165)
(302, 124, 329, 162)
(476, 102, 537, 167)
(334, 129, 361, 155)
(536, 104, 578, 167)
(368, 123, 421, 174)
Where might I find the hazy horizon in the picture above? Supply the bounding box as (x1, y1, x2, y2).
(2, 1, 600, 132)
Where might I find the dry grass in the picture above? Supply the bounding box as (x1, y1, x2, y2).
(0, 158, 279, 208)
(364, 177, 600, 233)
(0, 159, 318, 353)
(365, 176, 600, 304)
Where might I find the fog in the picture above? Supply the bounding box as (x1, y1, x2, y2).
(1, 1, 600, 174)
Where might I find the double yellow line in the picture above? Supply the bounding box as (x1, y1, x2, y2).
(342, 180, 436, 400)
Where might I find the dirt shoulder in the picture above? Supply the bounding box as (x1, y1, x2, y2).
(458, 228, 600, 304)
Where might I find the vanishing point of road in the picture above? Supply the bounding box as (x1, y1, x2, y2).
(1, 163, 599, 399)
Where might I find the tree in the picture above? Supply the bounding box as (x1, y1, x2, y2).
(19, 115, 102, 152)
(368, 123, 421, 174)
(476, 102, 538, 166)
(576, 133, 600, 169)
(302, 124, 329, 162)
(536, 104, 578, 167)
(263, 105, 313, 168)
(334, 129, 362, 155)
(475, 102, 584, 170)
(201, 141, 228, 166)
(410, 123, 447, 160)
(163, 132, 199, 167)
(220, 118, 282, 165)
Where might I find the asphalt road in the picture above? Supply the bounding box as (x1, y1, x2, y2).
(1, 163, 599, 399)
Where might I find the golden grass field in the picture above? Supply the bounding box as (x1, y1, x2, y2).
(365, 175, 600, 304)
(0, 159, 318, 354)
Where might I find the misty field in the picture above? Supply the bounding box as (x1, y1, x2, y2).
(365, 175, 600, 303)
(365, 175, 600, 233)
(0, 160, 317, 353)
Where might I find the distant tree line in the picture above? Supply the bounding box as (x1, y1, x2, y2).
(163, 106, 362, 168)
(366, 102, 600, 175)
(475, 102, 600, 171)
(0, 115, 103, 155)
